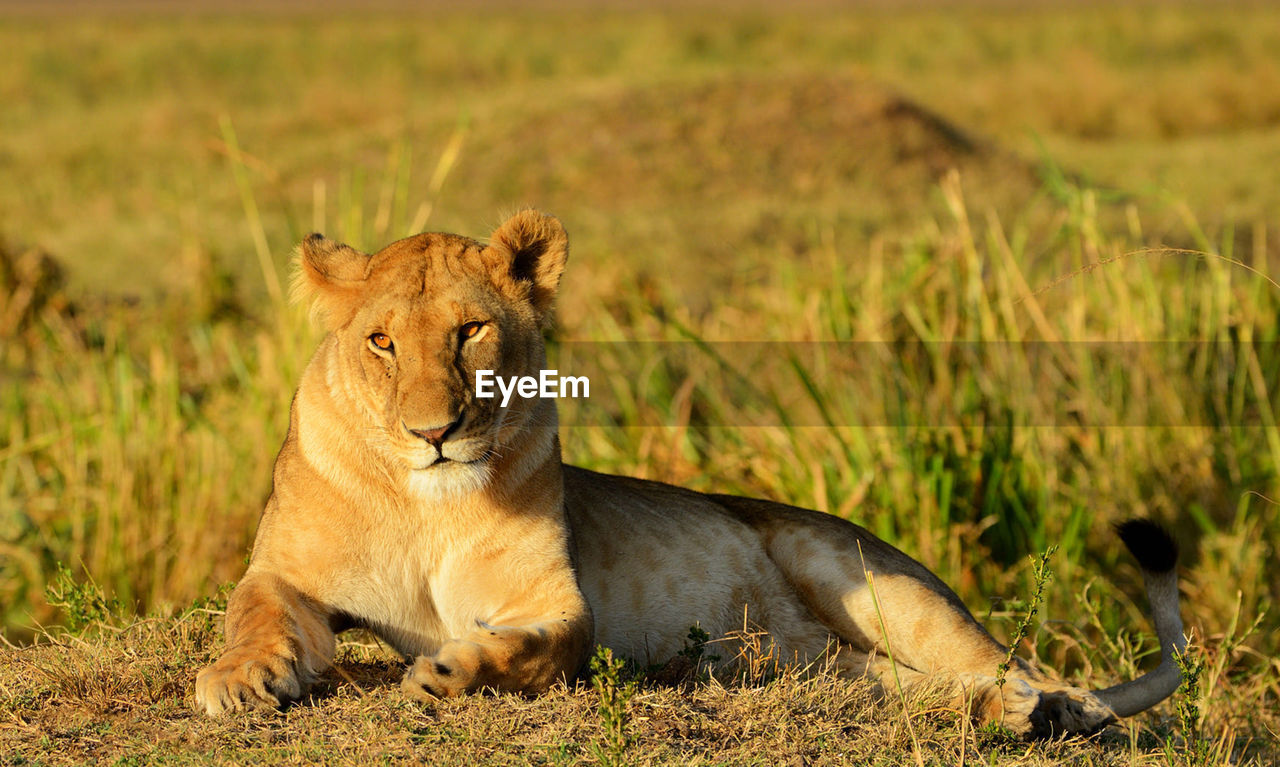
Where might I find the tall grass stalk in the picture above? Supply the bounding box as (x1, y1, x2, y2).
(860, 542, 925, 767)
(219, 115, 283, 308)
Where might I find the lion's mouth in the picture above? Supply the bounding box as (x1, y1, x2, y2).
(414, 456, 455, 470)
(417, 449, 491, 470)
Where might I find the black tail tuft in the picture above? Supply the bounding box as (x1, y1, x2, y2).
(1115, 519, 1178, 573)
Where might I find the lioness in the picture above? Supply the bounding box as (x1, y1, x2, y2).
(195, 211, 1185, 738)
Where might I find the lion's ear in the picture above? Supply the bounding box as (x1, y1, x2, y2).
(486, 210, 568, 324)
(292, 233, 371, 329)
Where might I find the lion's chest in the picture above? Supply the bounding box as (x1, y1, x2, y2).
(324, 519, 486, 660)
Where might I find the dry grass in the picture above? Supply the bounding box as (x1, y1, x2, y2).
(2, 609, 1274, 765)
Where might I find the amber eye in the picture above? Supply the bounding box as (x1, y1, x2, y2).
(459, 321, 485, 341)
(369, 333, 394, 352)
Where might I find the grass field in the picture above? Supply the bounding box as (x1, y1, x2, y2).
(2, 2, 1280, 764)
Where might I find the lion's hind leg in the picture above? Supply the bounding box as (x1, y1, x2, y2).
(739, 507, 1116, 737)
(826, 565, 1116, 738)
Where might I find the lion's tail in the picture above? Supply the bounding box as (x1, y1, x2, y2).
(1092, 519, 1187, 718)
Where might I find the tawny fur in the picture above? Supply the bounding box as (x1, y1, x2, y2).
(195, 211, 1185, 739)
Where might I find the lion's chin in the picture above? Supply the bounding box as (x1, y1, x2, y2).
(404, 458, 493, 501)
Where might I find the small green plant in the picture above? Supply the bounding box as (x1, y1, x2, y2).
(589, 646, 637, 767)
(675, 624, 724, 677)
(994, 545, 1057, 690)
(43, 562, 122, 634)
(678, 624, 712, 664)
(1167, 643, 1210, 767)
(974, 718, 1022, 751)
(546, 741, 583, 767)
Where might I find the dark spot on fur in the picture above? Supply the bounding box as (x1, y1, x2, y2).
(434, 662, 453, 677)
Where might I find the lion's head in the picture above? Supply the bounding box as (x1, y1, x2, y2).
(293, 210, 567, 498)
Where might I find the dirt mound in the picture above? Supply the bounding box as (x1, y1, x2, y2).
(452, 73, 1039, 307)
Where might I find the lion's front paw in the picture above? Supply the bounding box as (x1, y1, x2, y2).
(401, 642, 483, 700)
(980, 680, 1115, 739)
(195, 651, 305, 716)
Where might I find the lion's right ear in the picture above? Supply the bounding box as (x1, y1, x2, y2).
(485, 210, 569, 326)
(291, 233, 371, 329)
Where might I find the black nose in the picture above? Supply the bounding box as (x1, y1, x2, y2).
(409, 417, 461, 448)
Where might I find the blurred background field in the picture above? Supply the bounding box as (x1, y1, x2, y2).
(2, 1, 1280, 763)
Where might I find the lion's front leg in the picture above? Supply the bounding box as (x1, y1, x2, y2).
(401, 613, 593, 698)
(195, 571, 335, 715)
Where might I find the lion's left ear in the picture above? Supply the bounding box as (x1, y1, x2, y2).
(486, 210, 568, 324)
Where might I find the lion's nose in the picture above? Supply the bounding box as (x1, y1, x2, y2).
(408, 416, 461, 448)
